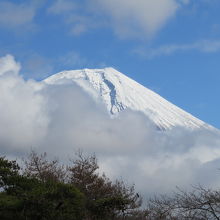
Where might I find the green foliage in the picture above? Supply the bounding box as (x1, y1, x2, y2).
(0, 156, 85, 220)
(0, 193, 23, 220)
(0, 157, 20, 189)
(21, 181, 85, 220)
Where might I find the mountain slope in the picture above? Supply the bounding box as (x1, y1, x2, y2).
(44, 67, 213, 131)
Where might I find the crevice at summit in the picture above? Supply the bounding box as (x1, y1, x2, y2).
(101, 72, 125, 114)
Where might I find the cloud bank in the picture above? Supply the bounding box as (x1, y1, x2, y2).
(1, 54, 220, 197)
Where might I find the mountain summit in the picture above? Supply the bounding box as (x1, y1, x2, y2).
(44, 67, 212, 131)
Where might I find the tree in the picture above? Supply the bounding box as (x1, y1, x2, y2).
(23, 151, 67, 183)
(0, 157, 24, 220)
(0, 156, 20, 190)
(68, 151, 143, 219)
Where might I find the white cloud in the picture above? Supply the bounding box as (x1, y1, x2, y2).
(0, 54, 21, 76)
(135, 39, 220, 59)
(1, 54, 220, 198)
(0, 1, 37, 29)
(0, 55, 48, 154)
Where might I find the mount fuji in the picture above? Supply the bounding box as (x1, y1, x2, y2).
(44, 67, 214, 131)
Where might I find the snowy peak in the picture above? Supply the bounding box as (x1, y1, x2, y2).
(44, 68, 212, 131)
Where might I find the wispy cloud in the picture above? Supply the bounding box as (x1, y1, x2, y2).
(47, 0, 190, 39)
(59, 51, 88, 68)
(0, 1, 39, 30)
(88, 0, 179, 39)
(47, 0, 97, 36)
(135, 39, 220, 59)
(47, 0, 76, 14)
(58, 51, 106, 70)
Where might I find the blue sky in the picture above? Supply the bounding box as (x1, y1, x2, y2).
(0, 0, 220, 128)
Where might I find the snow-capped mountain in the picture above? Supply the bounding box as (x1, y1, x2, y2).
(44, 67, 213, 131)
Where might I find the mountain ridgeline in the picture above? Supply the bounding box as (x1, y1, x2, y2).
(44, 67, 214, 131)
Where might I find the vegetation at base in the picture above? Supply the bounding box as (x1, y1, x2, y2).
(0, 151, 144, 220)
(2, 151, 220, 219)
